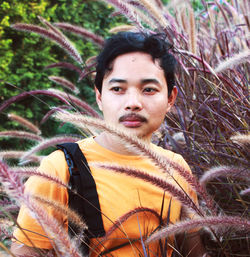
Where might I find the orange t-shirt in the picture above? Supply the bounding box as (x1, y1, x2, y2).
(13, 137, 197, 256)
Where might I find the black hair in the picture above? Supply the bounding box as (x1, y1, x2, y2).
(94, 32, 177, 96)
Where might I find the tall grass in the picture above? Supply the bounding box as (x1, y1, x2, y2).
(0, 0, 249, 256)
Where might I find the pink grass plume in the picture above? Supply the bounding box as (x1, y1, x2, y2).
(230, 133, 250, 147)
(0, 151, 42, 163)
(215, 49, 250, 73)
(37, 16, 66, 39)
(20, 135, 83, 162)
(200, 166, 250, 186)
(0, 131, 43, 142)
(78, 62, 97, 82)
(105, 207, 160, 238)
(49, 89, 101, 118)
(10, 167, 68, 189)
(12, 23, 83, 65)
(54, 22, 104, 46)
(8, 113, 41, 135)
(102, 0, 144, 30)
(45, 62, 82, 74)
(240, 188, 250, 196)
(49, 76, 80, 94)
(146, 215, 250, 243)
(0, 90, 71, 113)
(0, 160, 24, 197)
(40, 106, 72, 124)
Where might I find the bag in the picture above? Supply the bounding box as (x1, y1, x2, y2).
(57, 143, 105, 254)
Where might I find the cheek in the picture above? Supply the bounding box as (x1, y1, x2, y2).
(148, 97, 169, 116)
(101, 97, 121, 119)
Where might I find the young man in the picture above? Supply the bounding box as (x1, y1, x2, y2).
(12, 32, 207, 256)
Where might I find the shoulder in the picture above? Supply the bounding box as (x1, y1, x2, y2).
(77, 136, 96, 151)
(150, 143, 192, 180)
(151, 144, 188, 165)
(37, 137, 92, 182)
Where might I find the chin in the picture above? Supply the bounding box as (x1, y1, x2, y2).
(127, 130, 151, 141)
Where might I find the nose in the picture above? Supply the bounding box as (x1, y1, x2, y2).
(124, 91, 143, 111)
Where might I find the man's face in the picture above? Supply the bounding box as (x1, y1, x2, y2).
(95, 52, 177, 141)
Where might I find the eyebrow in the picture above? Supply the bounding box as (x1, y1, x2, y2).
(109, 78, 127, 84)
(108, 78, 161, 85)
(141, 79, 161, 85)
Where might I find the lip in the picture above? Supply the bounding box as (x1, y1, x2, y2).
(121, 120, 143, 128)
(119, 114, 147, 128)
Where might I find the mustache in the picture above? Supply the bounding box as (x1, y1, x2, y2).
(119, 113, 147, 123)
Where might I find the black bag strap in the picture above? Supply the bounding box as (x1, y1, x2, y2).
(57, 143, 105, 240)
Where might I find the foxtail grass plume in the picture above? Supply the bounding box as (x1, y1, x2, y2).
(8, 113, 41, 135)
(102, 0, 144, 30)
(0, 199, 19, 214)
(38, 16, 66, 39)
(240, 188, 250, 196)
(139, 0, 168, 29)
(49, 89, 101, 118)
(215, 49, 250, 73)
(54, 22, 104, 47)
(85, 56, 97, 66)
(0, 131, 43, 142)
(188, 6, 196, 55)
(146, 215, 250, 244)
(49, 76, 80, 94)
(0, 90, 70, 113)
(41, 106, 72, 124)
(109, 25, 137, 33)
(12, 23, 83, 65)
(13, 167, 68, 189)
(0, 160, 25, 201)
(46, 62, 82, 74)
(127, 3, 158, 30)
(105, 207, 160, 238)
(200, 166, 250, 185)
(180, 5, 188, 32)
(0, 151, 42, 163)
(230, 133, 250, 147)
(20, 135, 83, 162)
(78, 62, 97, 82)
(32, 195, 87, 230)
(26, 198, 82, 257)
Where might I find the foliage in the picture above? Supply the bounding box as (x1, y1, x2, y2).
(0, 0, 249, 256)
(0, 0, 125, 139)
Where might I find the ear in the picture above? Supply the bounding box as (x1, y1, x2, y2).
(95, 87, 103, 111)
(166, 86, 178, 112)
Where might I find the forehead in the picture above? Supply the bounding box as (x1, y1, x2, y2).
(104, 52, 164, 78)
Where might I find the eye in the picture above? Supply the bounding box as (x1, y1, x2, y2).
(111, 86, 122, 92)
(110, 86, 125, 93)
(143, 87, 157, 94)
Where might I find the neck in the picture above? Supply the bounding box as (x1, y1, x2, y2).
(94, 132, 151, 156)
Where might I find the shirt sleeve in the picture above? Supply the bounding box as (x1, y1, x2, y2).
(13, 150, 69, 249)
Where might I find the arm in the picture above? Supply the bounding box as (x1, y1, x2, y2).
(12, 151, 68, 254)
